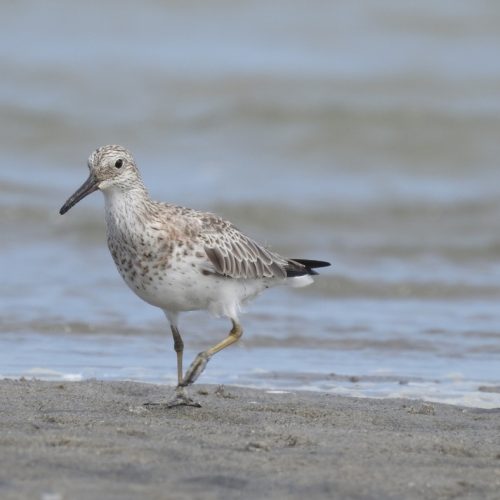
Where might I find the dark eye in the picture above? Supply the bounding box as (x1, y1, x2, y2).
(115, 159, 123, 169)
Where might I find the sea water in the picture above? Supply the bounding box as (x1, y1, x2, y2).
(1, 1, 500, 408)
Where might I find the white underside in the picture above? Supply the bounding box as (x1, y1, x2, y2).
(286, 274, 314, 288)
(121, 262, 314, 321)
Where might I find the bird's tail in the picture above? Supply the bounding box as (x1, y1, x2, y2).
(284, 258, 331, 288)
(285, 259, 331, 277)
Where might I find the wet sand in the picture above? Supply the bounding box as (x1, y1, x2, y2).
(0, 380, 499, 500)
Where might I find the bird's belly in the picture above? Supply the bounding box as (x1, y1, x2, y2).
(116, 262, 202, 310)
(135, 272, 216, 312)
(117, 260, 269, 316)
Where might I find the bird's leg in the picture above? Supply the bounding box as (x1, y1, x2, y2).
(144, 322, 200, 408)
(181, 319, 243, 387)
(171, 324, 184, 386)
(169, 325, 201, 406)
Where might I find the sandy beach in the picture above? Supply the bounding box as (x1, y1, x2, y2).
(0, 380, 499, 499)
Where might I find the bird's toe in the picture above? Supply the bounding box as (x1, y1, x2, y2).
(181, 351, 212, 386)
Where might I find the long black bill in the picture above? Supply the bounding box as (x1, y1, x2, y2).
(59, 174, 99, 215)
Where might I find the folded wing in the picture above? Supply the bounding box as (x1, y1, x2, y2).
(203, 223, 288, 279)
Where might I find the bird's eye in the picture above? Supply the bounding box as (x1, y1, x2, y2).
(115, 159, 123, 169)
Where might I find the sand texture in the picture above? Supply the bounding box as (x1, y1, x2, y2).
(0, 379, 499, 499)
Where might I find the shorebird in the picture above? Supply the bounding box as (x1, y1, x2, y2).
(60, 145, 330, 407)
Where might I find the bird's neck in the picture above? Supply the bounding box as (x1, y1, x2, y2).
(103, 183, 153, 237)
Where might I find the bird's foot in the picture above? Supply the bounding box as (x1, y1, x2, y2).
(143, 387, 201, 408)
(180, 351, 212, 387)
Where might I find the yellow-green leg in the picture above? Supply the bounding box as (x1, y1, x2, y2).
(181, 319, 243, 387)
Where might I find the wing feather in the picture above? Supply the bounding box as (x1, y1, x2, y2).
(201, 220, 287, 279)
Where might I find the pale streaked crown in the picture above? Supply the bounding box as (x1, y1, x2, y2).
(87, 144, 143, 191)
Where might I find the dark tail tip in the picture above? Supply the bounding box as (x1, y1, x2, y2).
(285, 258, 331, 277)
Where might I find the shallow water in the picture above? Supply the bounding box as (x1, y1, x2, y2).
(1, 1, 500, 407)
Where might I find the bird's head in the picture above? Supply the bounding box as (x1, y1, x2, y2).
(59, 145, 141, 215)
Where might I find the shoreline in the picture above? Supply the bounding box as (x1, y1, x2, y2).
(1, 379, 499, 499)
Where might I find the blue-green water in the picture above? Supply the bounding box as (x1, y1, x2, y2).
(1, 1, 500, 407)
